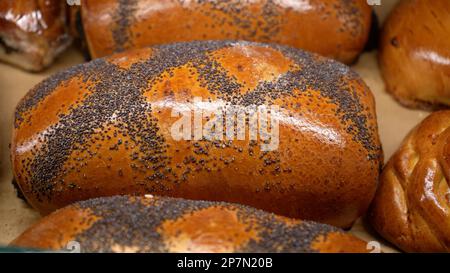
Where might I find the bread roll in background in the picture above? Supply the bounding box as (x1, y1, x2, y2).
(11, 195, 370, 253)
(378, 0, 450, 110)
(79, 0, 372, 64)
(0, 0, 72, 71)
(11, 40, 382, 228)
(369, 111, 450, 252)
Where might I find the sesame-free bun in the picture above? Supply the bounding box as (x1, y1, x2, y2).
(0, 0, 72, 71)
(11, 41, 382, 228)
(12, 195, 370, 253)
(79, 0, 372, 64)
(378, 0, 450, 109)
(370, 111, 450, 252)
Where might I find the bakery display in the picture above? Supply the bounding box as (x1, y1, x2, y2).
(11, 195, 370, 253)
(369, 111, 450, 252)
(11, 40, 382, 228)
(5, 0, 445, 254)
(0, 0, 72, 71)
(378, 0, 450, 109)
(79, 0, 373, 64)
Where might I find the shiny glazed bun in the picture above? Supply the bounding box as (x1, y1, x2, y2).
(370, 111, 450, 252)
(80, 0, 372, 64)
(12, 195, 370, 253)
(0, 0, 72, 71)
(378, 0, 450, 109)
(11, 41, 382, 228)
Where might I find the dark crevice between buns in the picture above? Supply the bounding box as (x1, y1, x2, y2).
(364, 11, 380, 52)
(75, 8, 91, 61)
(11, 178, 31, 207)
(347, 11, 379, 65)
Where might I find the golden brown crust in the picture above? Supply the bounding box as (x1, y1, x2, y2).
(369, 111, 450, 252)
(80, 0, 372, 64)
(378, 0, 450, 110)
(11, 41, 382, 228)
(0, 0, 72, 71)
(311, 232, 369, 253)
(11, 195, 370, 253)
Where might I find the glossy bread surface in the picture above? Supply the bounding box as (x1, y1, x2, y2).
(81, 0, 372, 64)
(370, 111, 450, 252)
(11, 41, 382, 228)
(379, 0, 450, 109)
(0, 0, 72, 71)
(12, 195, 370, 253)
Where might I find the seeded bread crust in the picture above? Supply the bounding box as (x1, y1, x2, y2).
(11, 41, 382, 228)
(11, 195, 370, 253)
(80, 0, 372, 64)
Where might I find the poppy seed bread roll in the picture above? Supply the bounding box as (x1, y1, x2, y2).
(80, 0, 372, 64)
(11, 195, 370, 253)
(11, 41, 382, 228)
(369, 111, 450, 252)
